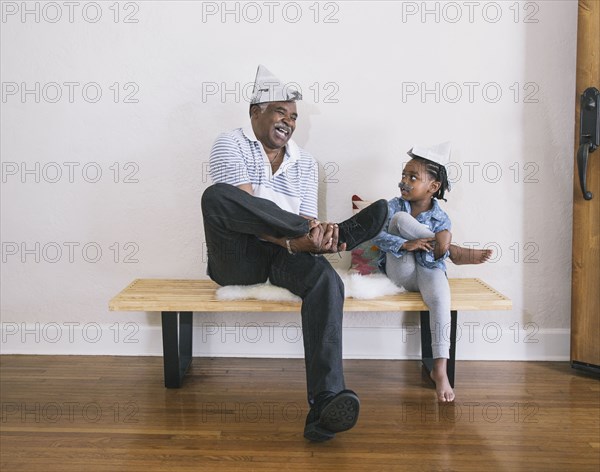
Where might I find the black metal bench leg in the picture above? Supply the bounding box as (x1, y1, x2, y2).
(448, 310, 457, 388)
(420, 310, 457, 388)
(161, 311, 193, 388)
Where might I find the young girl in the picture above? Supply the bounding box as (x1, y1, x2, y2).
(372, 142, 455, 402)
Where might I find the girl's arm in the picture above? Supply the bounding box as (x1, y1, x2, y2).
(371, 230, 407, 258)
(373, 225, 437, 255)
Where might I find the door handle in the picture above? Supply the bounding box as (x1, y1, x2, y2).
(577, 87, 599, 201)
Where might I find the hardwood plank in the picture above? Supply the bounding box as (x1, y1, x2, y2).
(1, 356, 598, 471)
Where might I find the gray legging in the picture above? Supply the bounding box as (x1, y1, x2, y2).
(385, 212, 451, 359)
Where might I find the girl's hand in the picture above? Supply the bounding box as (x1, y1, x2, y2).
(402, 238, 435, 252)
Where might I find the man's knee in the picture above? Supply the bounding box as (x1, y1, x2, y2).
(313, 260, 344, 295)
(201, 183, 232, 210)
(201, 183, 219, 208)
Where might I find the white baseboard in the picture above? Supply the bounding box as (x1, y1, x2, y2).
(0, 322, 570, 361)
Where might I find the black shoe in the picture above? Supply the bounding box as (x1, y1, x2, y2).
(303, 406, 336, 442)
(303, 390, 360, 442)
(338, 199, 388, 251)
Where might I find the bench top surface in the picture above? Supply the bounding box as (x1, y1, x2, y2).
(109, 278, 512, 313)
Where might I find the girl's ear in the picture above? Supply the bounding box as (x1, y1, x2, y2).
(428, 180, 441, 195)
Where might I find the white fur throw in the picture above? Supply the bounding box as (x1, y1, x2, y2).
(216, 270, 404, 302)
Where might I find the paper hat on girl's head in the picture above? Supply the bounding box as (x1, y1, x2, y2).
(409, 141, 452, 166)
(250, 65, 302, 104)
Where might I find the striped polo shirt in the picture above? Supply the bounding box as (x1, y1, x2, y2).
(209, 127, 319, 218)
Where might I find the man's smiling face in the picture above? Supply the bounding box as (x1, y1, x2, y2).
(251, 101, 297, 151)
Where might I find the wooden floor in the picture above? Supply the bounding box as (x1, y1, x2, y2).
(1, 357, 598, 472)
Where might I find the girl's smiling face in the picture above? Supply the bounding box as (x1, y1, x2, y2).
(399, 159, 441, 202)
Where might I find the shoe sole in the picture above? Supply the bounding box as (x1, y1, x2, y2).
(303, 423, 336, 442)
(318, 391, 360, 433)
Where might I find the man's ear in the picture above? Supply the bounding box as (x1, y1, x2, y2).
(250, 104, 261, 118)
(249, 104, 264, 118)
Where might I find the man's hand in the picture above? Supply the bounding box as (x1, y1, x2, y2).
(402, 238, 435, 252)
(289, 223, 344, 254)
(261, 220, 347, 255)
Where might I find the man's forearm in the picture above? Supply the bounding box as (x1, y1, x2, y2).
(259, 233, 287, 248)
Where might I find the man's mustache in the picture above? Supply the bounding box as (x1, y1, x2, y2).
(275, 124, 291, 134)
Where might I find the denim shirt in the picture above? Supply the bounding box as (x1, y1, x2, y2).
(372, 197, 452, 272)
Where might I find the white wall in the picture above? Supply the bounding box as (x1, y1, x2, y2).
(1, 1, 577, 360)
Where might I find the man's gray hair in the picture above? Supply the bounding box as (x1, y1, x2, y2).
(249, 102, 269, 117)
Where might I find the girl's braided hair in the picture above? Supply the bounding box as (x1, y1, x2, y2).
(407, 150, 451, 201)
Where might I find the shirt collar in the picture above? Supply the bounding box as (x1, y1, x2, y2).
(398, 197, 446, 221)
(242, 126, 300, 162)
(426, 199, 446, 221)
(242, 126, 259, 142)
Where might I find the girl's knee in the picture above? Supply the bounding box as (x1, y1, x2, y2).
(390, 211, 414, 228)
(390, 212, 434, 239)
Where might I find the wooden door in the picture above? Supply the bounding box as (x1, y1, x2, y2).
(571, 0, 600, 373)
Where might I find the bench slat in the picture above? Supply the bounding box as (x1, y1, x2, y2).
(109, 278, 512, 313)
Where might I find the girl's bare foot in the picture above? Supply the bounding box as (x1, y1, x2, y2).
(430, 358, 455, 402)
(449, 245, 493, 265)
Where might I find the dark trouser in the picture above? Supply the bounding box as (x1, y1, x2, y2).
(201, 183, 346, 404)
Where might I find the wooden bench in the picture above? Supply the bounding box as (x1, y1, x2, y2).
(109, 278, 512, 389)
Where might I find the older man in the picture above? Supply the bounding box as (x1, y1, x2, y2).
(201, 65, 388, 442)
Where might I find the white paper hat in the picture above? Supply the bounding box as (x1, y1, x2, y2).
(250, 65, 302, 105)
(409, 141, 452, 166)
